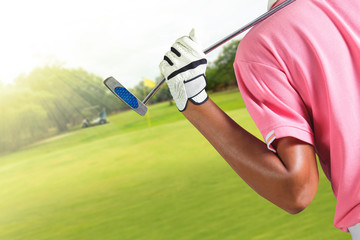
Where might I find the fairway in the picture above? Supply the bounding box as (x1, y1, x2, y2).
(0, 90, 349, 239)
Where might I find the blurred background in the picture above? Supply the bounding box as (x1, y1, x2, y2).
(0, 0, 265, 160)
(0, 0, 348, 239)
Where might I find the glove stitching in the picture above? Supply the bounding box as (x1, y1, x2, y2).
(184, 73, 206, 83)
(167, 58, 207, 80)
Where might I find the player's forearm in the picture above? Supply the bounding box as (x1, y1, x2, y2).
(182, 99, 308, 214)
(158, 29, 315, 214)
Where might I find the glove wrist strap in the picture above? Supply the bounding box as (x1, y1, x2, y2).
(184, 74, 207, 98)
(177, 74, 208, 112)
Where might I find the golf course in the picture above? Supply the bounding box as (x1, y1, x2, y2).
(0, 89, 349, 239)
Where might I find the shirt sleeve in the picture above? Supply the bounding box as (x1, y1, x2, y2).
(234, 59, 314, 152)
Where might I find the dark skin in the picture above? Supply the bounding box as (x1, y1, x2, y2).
(183, 98, 319, 214)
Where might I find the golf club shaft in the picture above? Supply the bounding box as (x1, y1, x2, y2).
(143, 0, 296, 104)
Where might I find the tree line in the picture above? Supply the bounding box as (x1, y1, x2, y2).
(0, 40, 240, 154)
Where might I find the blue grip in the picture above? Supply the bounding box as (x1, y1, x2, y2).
(114, 87, 139, 109)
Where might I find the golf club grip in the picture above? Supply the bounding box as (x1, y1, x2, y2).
(142, 0, 296, 104)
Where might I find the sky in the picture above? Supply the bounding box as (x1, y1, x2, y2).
(0, 0, 268, 88)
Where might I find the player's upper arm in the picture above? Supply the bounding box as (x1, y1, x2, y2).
(274, 137, 319, 214)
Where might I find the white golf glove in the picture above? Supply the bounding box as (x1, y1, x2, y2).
(159, 29, 208, 112)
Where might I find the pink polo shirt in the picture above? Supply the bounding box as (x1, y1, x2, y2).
(234, 0, 360, 232)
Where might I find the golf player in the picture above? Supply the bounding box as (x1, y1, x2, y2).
(159, 0, 360, 238)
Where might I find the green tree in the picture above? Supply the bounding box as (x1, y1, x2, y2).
(15, 65, 127, 132)
(0, 65, 128, 154)
(206, 39, 241, 91)
(0, 87, 49, 152)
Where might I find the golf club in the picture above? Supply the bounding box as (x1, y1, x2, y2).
(104, 0, 296, 116)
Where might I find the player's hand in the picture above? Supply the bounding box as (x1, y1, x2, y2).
(159, 29, 208, 112)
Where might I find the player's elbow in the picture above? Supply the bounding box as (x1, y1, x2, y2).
(282, 192, 313, 215)
(283, 176, 318, 215)
(285, 199, 309, 215)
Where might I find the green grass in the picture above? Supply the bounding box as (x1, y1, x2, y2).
(0, 90, 350, 239)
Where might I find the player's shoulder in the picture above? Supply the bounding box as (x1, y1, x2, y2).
(236, 0, 302, 63)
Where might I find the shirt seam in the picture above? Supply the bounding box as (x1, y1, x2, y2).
(262, 125, 314, 142)
(235, 59, 285, 73)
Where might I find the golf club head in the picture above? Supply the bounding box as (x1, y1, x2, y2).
(104, 77, 148, 116)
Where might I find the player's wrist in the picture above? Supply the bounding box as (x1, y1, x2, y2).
(181, 96, 213, 120)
